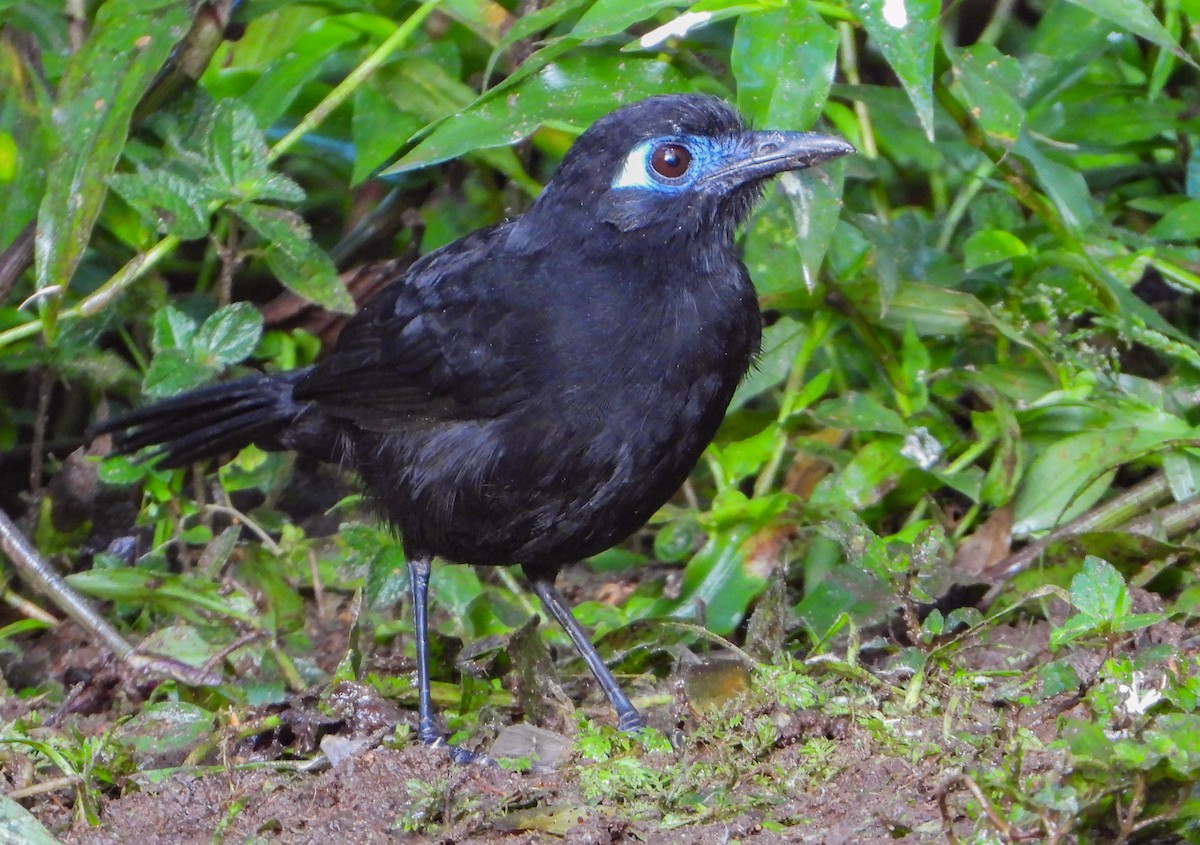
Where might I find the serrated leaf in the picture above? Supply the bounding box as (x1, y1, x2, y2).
(109, 167, 214, 239)
(143, 347, 214, 398)
(192, 302, 263, 368)
(151, 305, 198, 352)
(733, 5, 838, 129)
(204, 100, 272, 199)
(854, 0, 939, 140)
(1069, 556, 1128, 620)
(235, 202, 353, 313)
(34, 0, 189, 294)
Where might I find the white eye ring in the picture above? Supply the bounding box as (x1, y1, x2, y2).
(611, 140, 659, 190)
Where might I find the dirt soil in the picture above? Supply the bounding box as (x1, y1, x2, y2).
(1, 609, 1076, 845)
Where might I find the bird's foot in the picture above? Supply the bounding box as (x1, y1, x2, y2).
(418, 719, 495, 766)
(616, 707, 647, 732)
(426, 736, 496, 766)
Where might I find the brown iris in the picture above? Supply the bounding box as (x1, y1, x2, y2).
(649, 143, 692, 179)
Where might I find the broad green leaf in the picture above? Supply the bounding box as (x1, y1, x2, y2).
(238, 15, 361, 126)
(810, 393, 908, 435)
(730, 316, 806, 409)
(1149, 199, 1200, 242)
(813, 438, 911, 510)
(235, 202, 354, 313)
(192, 302, 263, 368)
(114, 700, 215, 762)
(1013, 133, 1094, 233)
(151, 305, 198, 352)
(950, 44, 1025, 145)
(668, 507, 787, 635)
(570, 0, 686, 39)
(34, 0, 189, 294)
(109, 167, 215, 240)
(1061, 0, 1183, 54)
(854, 0, 940, 140)
(351, 81, 424, 185)
(1068, 556, 1129, 620)
(143, 347, 213, 397)
(0, 40, 51, 249)
(1012, 416, 1192, 535)
(385, 55, 688, 175)
(780, 163, 847, 292)
(0, 795, 64, 845)
(964, 229, 1028, 270)
(67, 568, 258, 622)
(732, 5, 838, 129)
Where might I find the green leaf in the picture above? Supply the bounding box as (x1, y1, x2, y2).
(143, 347, 214, 398)
(1012, 415, 1192, 535)
(810, 393, 908, 435)
(151, 305, 198, 352)
(204, 100, 273, 200)
(854, 0, 940, 140)
(0, 44, 52, 249)
(1014, 134, 1094, 233)
(0, 795, 65, 845)
(950, 44, 1025, 145)
(1061, 0, 1184, 54)
(109, 167, 215, 240)
(192, 302, 263, 368)
(385, 55, 688, 175)
(235, 202, 354, 313)
(964, 229, 1028, 270)
(732, 5, 838, 129)
(780, 162, 847, 291)
(1149, 199, 1200, 242)
(1069, 555, 1128, 620)
(351, 81, 424, 185)
(670, 518, 776, 635)
(34, 0, 189, 295)
(237, 15, 361, 126)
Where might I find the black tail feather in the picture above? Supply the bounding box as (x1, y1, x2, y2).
(91, 370, 313, 468)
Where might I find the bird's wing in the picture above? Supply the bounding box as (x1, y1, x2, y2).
(293, 224, 539, 432)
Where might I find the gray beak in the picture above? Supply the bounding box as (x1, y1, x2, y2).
(700, 130, 855, 188)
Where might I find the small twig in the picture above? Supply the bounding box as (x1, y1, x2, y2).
(980, 473, 1173, 605)
(0, 504, 220, 686)
(1, 586, 57, 624)
(5, 774, 83, 801)
(937, 773, 1011, 844)
(202, 503, 283, 556)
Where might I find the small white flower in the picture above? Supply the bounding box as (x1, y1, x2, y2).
(1118, 671, 1163, 717)
(901, 426, 943, 470)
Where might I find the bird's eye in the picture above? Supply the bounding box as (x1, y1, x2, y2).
(649, 143, 692, 179)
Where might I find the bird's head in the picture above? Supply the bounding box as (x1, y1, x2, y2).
(528, 94, 854, 245)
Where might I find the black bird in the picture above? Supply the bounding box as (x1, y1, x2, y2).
(94, 94, 853, 760)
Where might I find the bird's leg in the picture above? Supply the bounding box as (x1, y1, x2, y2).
(408, 556, 491, 765)
(531, 577, 647, 732)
